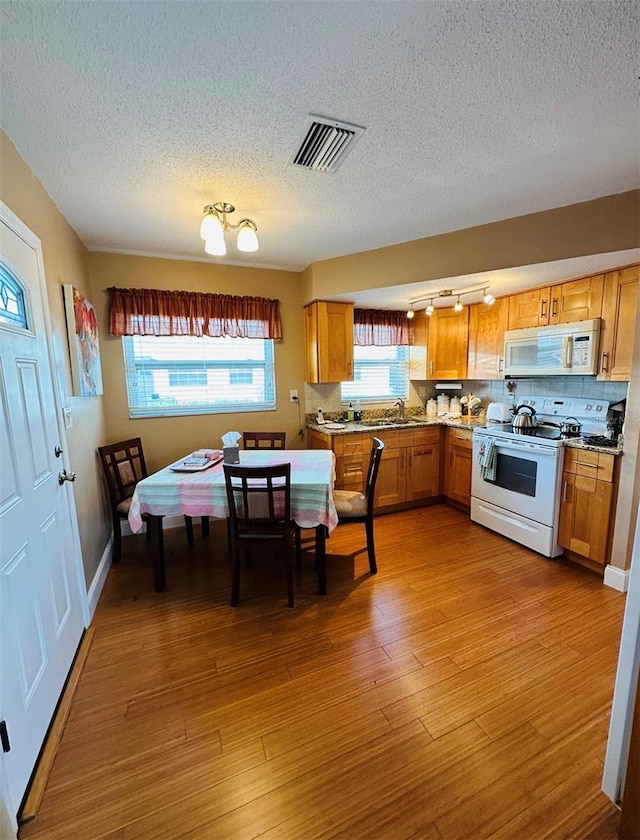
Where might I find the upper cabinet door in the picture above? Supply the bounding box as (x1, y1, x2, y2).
(467, 298, 508, 380)
(427, 307, 469, 380)
(598, 265, 639, 381)
(304, 300, 354, 383)
(548, 275, 604, 324)
(507, 287, 552, 329)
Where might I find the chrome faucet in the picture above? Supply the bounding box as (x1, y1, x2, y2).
(395, 398, 406, 419)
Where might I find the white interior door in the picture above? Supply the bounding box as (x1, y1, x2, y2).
(0, 204, 86, 821)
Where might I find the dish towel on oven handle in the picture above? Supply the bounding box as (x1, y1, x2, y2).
(477, 437, 497, 481)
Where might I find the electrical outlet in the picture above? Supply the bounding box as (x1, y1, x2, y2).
(290, 389, 299, 403)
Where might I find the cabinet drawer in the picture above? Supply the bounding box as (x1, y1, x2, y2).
(446, 427, 473, 447)
(563, 448, 615, 482)
(411, 427, 441, 446)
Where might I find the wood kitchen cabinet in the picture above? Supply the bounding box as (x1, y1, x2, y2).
(558, 447, 619, 568)
(309, 426, 442, 512)
(507, 275, 604, 329)
(408, 315, 428, 380)
(444, 427, 473, 508)
(598, 264, 639, 381)
(304, 300, 354, 383)
(376, 427, 442, 508)
(426, 308, 469, 380)
(467, 298, 508, 379)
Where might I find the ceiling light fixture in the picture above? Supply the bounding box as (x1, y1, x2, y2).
(406, 286, 494, 318)
(483, 288, 495, 305)
(200, 202, 259, 257)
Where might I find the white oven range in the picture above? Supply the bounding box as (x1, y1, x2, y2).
(471, 396, 610, 557)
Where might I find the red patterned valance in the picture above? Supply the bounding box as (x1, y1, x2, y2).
(354, 308, 413, 346)
(108, 287, 281, 339)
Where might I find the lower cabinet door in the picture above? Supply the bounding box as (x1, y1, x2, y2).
(408, 443, 441, 501)
(375, 448, 406, 508)
(558, 472, 613, 565)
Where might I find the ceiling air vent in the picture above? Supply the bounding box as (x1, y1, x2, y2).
(289, 115, 365, 173)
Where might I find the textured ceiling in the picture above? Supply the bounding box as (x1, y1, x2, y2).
(1, 0, 638, 306)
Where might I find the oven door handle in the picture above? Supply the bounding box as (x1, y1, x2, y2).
(479, 438, 559, 457)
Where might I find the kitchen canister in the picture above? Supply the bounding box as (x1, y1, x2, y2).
(437, 395, 450, 415)
(449, 397, 461, 417)
(426, 398, 437, 416)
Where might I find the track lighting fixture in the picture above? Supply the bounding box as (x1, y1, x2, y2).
(200, 202, 259, 257)
(483, 288, 495, 305)
(406, 285, 494, 318)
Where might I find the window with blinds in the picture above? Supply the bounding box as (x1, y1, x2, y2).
(122, 335, 276, 418)
(340, 345, 409, 403)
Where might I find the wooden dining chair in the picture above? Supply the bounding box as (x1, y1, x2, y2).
(224, 462, 295, 607)
(242, 431, 286, 450)
(332, 437, 385, 573)
(98, 437, 208, 562)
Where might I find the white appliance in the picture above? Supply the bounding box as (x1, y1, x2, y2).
(486, 402, 513, 422)
(503, 318, 601, 377)
(471, 396, 609, 556)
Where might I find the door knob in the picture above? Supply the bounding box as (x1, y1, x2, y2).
(58, 470, 77, 485)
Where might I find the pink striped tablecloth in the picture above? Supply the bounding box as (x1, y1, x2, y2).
(128, 449, 338, 534)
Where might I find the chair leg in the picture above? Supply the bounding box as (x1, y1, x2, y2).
(184, 515, 195, 546)
(365, 519, 377, 574)
(295, 528, 302, 570)
(230, 549, 240, 607)
(201, 516, 210, 537)
(285, 546, 294, 608)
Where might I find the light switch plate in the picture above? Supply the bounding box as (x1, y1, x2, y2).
(63, 406, 73, 429)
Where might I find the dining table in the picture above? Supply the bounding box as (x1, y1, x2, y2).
(128, 448, 338, 595)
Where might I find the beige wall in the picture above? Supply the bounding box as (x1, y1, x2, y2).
(88, 252, 305, 474)
(0, 132, 108, 589)
(307, 191, 640, 300)
(3, 127, 639, 589)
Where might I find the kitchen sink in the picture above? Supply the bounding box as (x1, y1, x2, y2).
(360, 418, 417, 427)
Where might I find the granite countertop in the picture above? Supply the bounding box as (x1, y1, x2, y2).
(307, 415, 623, 455)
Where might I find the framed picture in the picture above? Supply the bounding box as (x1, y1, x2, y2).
(63, 284, 103, 396)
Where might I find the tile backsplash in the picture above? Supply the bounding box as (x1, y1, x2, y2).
(304, 377, 628, 419)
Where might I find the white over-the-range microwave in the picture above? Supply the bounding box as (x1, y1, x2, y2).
(503, 318, 601, 377)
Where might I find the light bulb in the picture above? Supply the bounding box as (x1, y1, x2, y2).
(425, 302, 434, 316)
(483, 289, 495, 305)
(454, 297, 463, 313)
(407, 306, 415, 319)
(237, 221, 259, 252)
(200, 210, 223, 241)
(204, 234, 226, 256)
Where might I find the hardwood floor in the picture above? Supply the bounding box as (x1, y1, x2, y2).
(19, 506, 626, 840)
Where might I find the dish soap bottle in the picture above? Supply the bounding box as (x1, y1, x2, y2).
(354, 399, 362, 422)
(347, 402, 355, 422)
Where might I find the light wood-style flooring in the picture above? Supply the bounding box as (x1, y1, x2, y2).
(19, 505, 626, 839)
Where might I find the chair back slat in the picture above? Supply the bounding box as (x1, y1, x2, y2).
(224, 463, 291, 537)
(98, 437, 148, 509)
(366, 437, 385, 514)
(242, 432, 286, 450)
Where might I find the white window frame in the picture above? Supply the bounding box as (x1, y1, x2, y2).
(340, 344, 410, 404)
(122, 334, 276, 418)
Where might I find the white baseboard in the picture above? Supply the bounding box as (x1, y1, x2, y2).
(86, 537, 113, 621)
(604, 564, 630, 592)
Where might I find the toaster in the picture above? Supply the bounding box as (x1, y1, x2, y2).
(486, 402, 513, 422)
